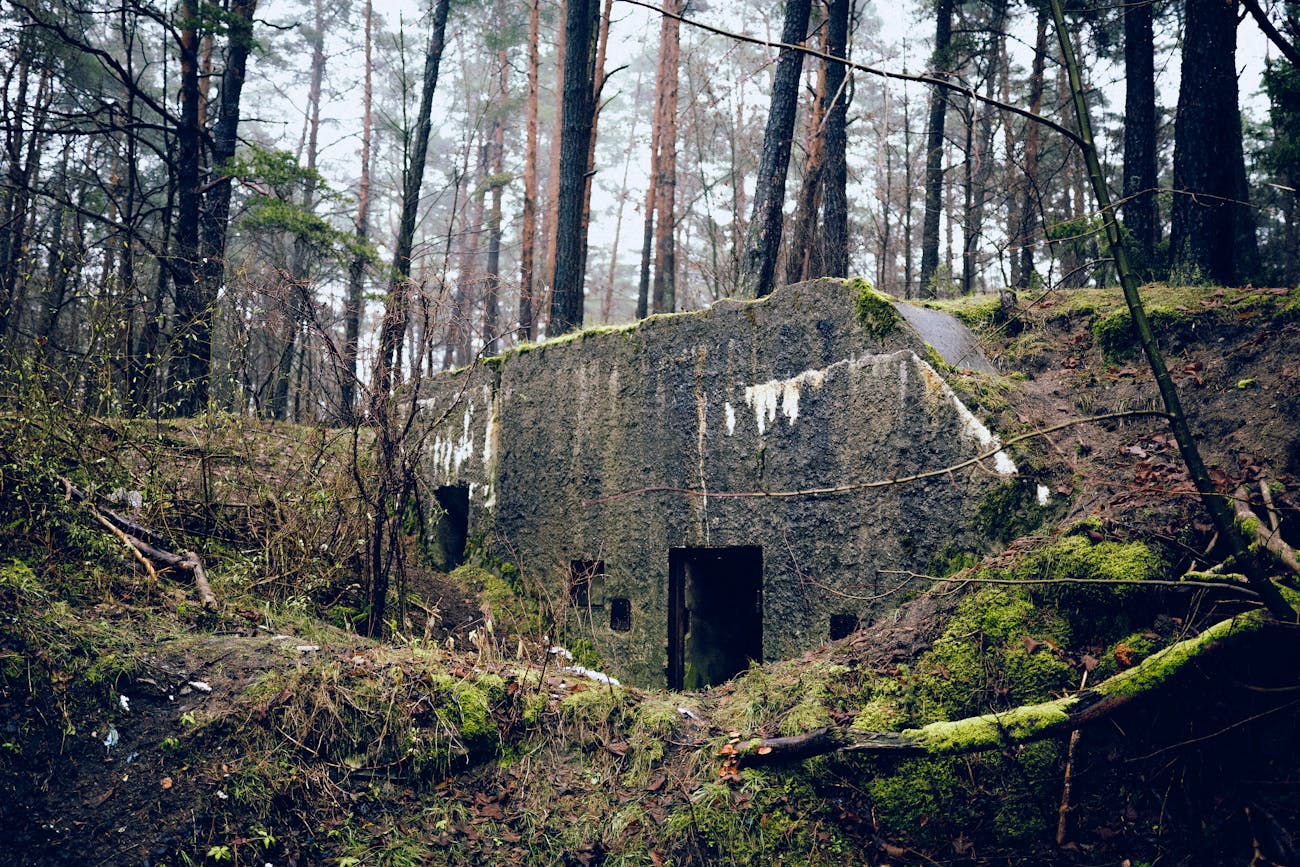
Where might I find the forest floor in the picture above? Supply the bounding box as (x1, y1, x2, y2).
(2, 283, 1299, 866)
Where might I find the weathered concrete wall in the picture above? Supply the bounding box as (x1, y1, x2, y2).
(413, 279, 1019, 687)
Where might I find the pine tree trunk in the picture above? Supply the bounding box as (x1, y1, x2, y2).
(372, 0, 451, 405)
(168, 0, 206, 416)
(919, 0, 954, 296)
(482, 41, 508, 355)
(1017, 9, 1049, 289)
(1123, 0, 1158, 272)
(1170, 0, 1252, 285)
(785, 26, 828, 288)
(518, 0, 540, 340)
(740, 0, 812, 298)
(820, 0, 850, 277)
(651, 0, 681, 314)
(341, 0, 373, 424)
(548, 0, 601, 335)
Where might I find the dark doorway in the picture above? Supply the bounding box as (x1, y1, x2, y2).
(667, 546, 762, 690)
(428, 484, 469, 571)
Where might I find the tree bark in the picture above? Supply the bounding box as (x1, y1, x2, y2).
(785, 22, 828, 288)
(651, 0, 682, 314)
(819, 0, 850, 278)
(482, 37, 509, 355)
(168, 0, 206, 416)
(1017, 9, 1048, 289)
(1170, 0, 1248, 285)
(740, 0, 813, 298)
(1123, 0, 1158, 272)
(372, 0, 452, 407)
(519, 0, 541, 340)
(548, 0, 601, 335)
(918, 0, 954, 296)
(342, 0, 374, 424)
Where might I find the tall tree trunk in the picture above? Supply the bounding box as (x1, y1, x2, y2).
(1001, 30, 1020, 288)
(342, 0, 374, 424)
(651, 0, 681, 313)
(819, 0, 850, 277)
(965, 6, 1003, 294)
(518, 0, 540, 340)
(1017, 9, 1049, 289)
(541, 0, 569, 329)
(1170, 0, 1247, 285)
(548, 0, 601, 335)
(272, 0, 324, 421)
(482, 34, 508, 355)
(1123, 0, 1158, 272)
(168, 0, 206, 415)
(740, 0, 813, 298)
(919, 0, 954, 296)
(579, 0, 614, 294)
(372, 0, 452, 406)
(785, 18, 829, 288)
(453, 142, 488, 365)
(636, 80, 662, 320)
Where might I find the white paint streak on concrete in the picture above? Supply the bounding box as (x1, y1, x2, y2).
(430, 401, 477, 479)
(724, 402, 736, 436)
(743, 367, 829, 434)
(912, 354, 1018, 476)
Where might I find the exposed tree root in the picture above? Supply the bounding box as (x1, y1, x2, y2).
(61, 477, 217, 609)
(737, 610, 1269, 766)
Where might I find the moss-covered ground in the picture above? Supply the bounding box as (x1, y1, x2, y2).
(3, 282, 1300, 865)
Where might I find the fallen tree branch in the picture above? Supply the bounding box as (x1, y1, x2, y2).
(61, 477, 217, 609)
(736, 611, 1268, 766)
(1234, 485, 1300, 576)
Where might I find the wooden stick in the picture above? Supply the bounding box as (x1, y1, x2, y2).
(60, 476, 217, 609)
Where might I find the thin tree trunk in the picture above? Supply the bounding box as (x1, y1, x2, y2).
(342, 0, 374, 424)
(651, 0, 681, 313)
(636, 82, 662, 320)
(518, 0, 541, 340)
(785, 20, 829, 287)
(1017, 9, 1049, 289)
(372, 0, 452, 407)
(740, 0, 813, 298)
(918, 0, 954, 296)
(272, 0, 325, 421)
(168, 0, 206, 415)
(602, 68, 646, 322)
(482, 31, 509, 355)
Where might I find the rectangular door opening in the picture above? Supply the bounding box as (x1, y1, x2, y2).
(428, 484, 470, 571)
(668, 546, 762, 690)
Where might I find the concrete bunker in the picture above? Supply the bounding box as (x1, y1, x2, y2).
(413, 279, 1032, 688)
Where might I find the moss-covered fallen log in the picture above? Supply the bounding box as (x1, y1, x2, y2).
(737, 610, 1269, 765)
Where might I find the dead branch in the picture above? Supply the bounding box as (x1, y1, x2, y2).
(737, 611, 1268, 766)
(60, 477, 217, 609)
(1234, 486, 1300, 576)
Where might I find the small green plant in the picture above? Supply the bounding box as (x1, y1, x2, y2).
(206, 844, 232, 862)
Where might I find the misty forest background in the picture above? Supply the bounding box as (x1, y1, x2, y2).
(1, 0, 1298, 421)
